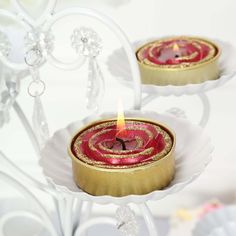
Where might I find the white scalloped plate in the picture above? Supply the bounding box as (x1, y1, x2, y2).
(107, 38, 236, 96)
(193, 206, 236, 236)
(39, 110, 213, 205)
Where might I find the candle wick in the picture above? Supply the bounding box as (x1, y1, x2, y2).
(116, 137, 127, 150)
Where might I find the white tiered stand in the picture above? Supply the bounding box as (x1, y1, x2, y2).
(0, 1, 214, 236)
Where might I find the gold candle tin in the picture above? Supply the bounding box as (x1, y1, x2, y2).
(136, 36, 221, 86)
(69, 118, 176, 197)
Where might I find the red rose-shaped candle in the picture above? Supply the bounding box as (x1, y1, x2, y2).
(69, 109, 175, 196)
(136, 36, 220, 86)
(138, 38, 215, 66)
(72, 111, 172, 167)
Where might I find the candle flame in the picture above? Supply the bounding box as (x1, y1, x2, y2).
(116, 101, 128, 138)
(173, 43, 180, 52)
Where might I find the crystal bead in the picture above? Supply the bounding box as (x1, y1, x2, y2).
(24, 29, 54, 58)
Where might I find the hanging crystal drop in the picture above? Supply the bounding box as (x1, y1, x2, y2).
(25, 45, 50, 149)
(32, 95, 50, 149)
(86, 57, 98, 111)
(94, 58, 105, 106)
(116, 206, 139, 236)
(71, 27, 104, 112)
(86, 57, 105, 111)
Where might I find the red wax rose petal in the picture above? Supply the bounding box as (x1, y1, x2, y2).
(140, 38, 213, 66)
(73, 121, 172, 167)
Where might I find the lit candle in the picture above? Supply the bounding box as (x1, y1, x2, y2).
(140, 38, 209, 66)
(69, 109, 176, 196)
(158, 43, 183, 63)
(115, 101, 129, 149)
(136, 36, 220, 85)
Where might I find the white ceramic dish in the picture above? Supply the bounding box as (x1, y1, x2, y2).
(39, 110, 213, 205)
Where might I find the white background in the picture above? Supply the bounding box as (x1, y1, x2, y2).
(1, 0, 236, 235)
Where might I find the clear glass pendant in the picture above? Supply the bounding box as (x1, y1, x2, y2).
(27, 74, 49, 148)
(86, 57, 105, 111)
(32, 95, 50, 148)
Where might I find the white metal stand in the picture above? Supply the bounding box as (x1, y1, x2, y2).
(0, 1, 213, 236)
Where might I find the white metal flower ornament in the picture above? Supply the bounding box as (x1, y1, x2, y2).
(71, 27, 102, 57)
(71, 27, 105, 111)
(24, 29, 54, 64)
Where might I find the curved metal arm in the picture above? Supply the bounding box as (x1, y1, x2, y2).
(74, 217, 117, 236)
(11, 0, 57, 27)
(198, 93, 210, 128)
(73, 199, 83, 230)
(64, 196, 74, 236)
(139, 203, 158, 236)
(47, 55, 86, 71)
(76, 201, 93, 236)
(0, 211, 50, 236)
(12, 101, 64, 234)
(44, 7, 142, 110)
(0, 171, 58, 236)
(141, 93, 159, 107)
(0, 151, 57, 197)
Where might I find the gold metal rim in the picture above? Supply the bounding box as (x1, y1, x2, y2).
(136, 36, 221, 71)
(68, 118, 176, 173)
